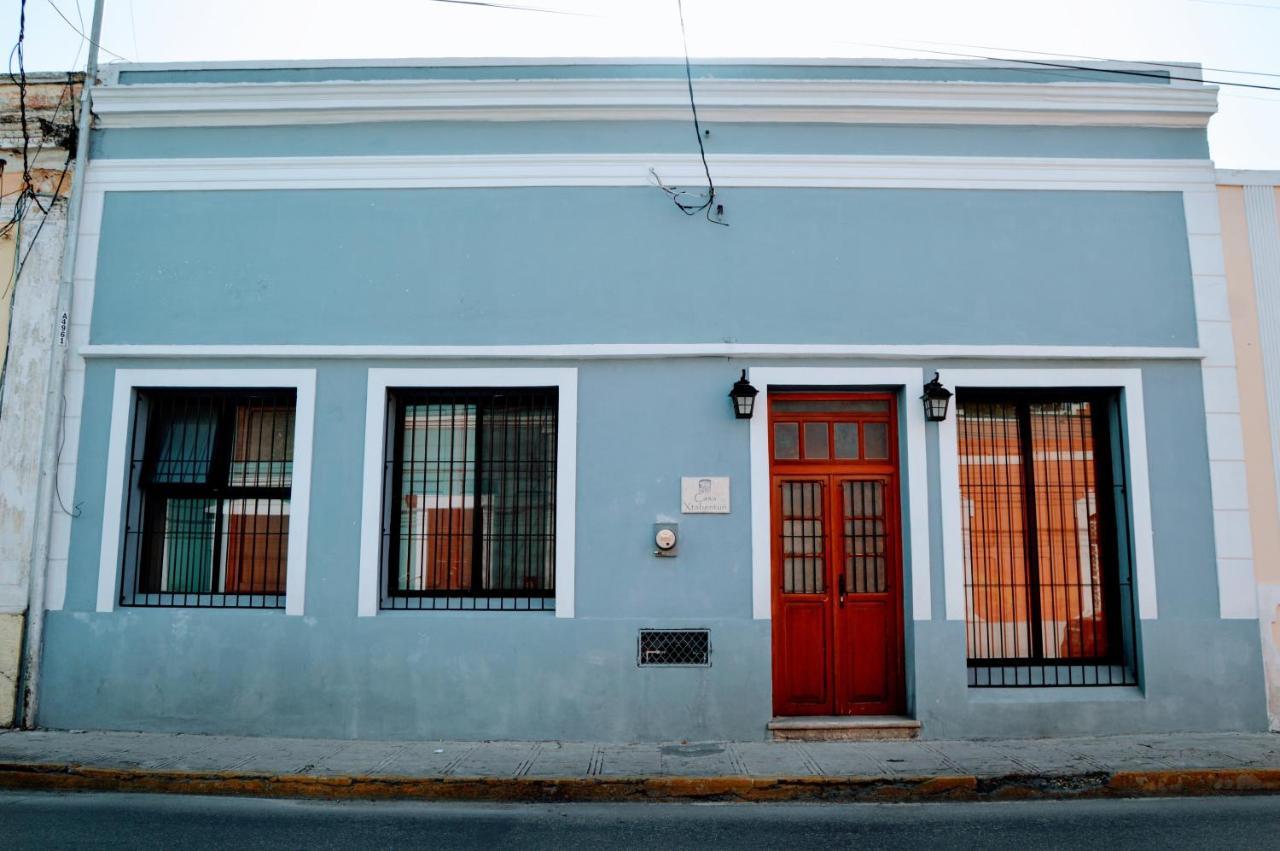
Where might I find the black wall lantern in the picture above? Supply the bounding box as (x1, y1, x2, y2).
(729, 369, 759, 419)
(921, 371, 953, 422)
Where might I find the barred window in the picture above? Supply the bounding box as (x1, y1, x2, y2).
(121, 389, 296, 608)
(958, 390, 1139, 687)
(380, 388, 557, 611)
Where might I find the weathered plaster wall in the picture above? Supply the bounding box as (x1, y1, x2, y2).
(0, 203, 68, 726)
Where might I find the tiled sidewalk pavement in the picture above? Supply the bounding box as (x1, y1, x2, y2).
(0, 729, 1277, 780)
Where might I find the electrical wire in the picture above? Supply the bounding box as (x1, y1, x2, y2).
(652, 0, 726, 226)
(44, 0, 128, 61)
(841, 40, 1280, 92)
(423, 0, 599, 16)
(899, 38, 1280, 81)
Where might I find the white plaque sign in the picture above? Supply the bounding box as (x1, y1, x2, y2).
(681, 477, 730, 514)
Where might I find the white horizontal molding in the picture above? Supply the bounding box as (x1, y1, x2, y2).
(1216, 169, 1280, 187)
(91, 77, 1217, 129)
(84, 154, 1218, 193)
(78, 343, 1207, 361)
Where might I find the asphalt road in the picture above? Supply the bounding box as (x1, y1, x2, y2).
(1, 791, 1278, 849)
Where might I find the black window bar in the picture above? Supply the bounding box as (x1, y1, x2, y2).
(120, 388, 296, 609)
(957, 390, 1140, 687)
(380, 387, 558, 611)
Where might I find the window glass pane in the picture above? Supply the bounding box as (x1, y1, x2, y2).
(1029, 400, 1108, 660)
(387, 389, 559, 608)
(149, 401, 218, 485)
(803, 422, 829, 459)
(834, 423, 859, 459)
(223, 498, 290, 594)
(958, 400, 1032, 660)
(480, 395, 558, 593)
(230, 404, 295, 487)
(863, 422, 889, 459)
(148, 497, 217, 593)
(773, 423, 799, 459)
(128, 388, 296, 608)
(398, 401, 477, 592)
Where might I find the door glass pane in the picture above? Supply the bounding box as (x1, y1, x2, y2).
(834, 423, 859, 459)
(843, 481, 886, 593)
(863, 422, 889, 459)
(803, 422, 829, 459)
(773, 423, 799, 459)
(780, 481, 824, 593)
(773, 400, 889, 413)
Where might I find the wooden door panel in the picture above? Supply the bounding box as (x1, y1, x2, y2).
(842, 600, 890, 706)
(834, 476, 903, 714)
(776, 602, 831, 712)
(772, 477, 833, 716)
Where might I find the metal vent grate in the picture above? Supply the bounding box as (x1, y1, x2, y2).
(637, 629, 711, 667)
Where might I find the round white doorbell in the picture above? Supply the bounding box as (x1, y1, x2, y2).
(655, 528, 677, 551)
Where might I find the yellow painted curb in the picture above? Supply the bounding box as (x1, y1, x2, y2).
(0, 763, 1276, 803)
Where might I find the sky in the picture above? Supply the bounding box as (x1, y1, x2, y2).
(9, 0, 1280, 169)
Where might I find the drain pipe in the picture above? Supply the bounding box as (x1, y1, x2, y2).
(19, 0, 105, 729)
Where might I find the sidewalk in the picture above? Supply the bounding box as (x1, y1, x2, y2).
(0, 729, 1277, 803)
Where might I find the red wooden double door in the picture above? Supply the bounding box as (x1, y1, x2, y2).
(770, 392, 905, 716)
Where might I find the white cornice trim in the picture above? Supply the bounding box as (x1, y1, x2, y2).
(1218, 169, 1280, 187)
(91, 78, 1218, 129)
(77, 343, 1206, 361)
(83, 153, 1218, 193)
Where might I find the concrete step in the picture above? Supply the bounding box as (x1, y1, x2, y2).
(768, 715, 922, 742)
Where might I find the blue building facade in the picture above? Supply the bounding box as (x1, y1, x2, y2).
(32, 60, 1270, 741)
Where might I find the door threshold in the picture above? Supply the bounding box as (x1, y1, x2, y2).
(768, 715, 921, 742)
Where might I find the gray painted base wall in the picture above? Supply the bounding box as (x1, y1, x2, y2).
(39, 613, 773, 742)
(37, 614, 1270, 742)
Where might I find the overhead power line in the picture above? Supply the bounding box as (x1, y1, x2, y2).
(44, 0, 127, 61)
(842, 41, 1280, 92)
(902, 38, 1280, 81)
(423, 0, 599, 16)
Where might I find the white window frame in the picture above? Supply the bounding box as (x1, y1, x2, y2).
(95, 369, 318, 616)
(936, 368, 1157, 622)
(358, 368, 578, 618)
(747, 367, 932, 621)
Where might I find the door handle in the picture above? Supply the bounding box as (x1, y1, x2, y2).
(837, 571, 845, 606)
